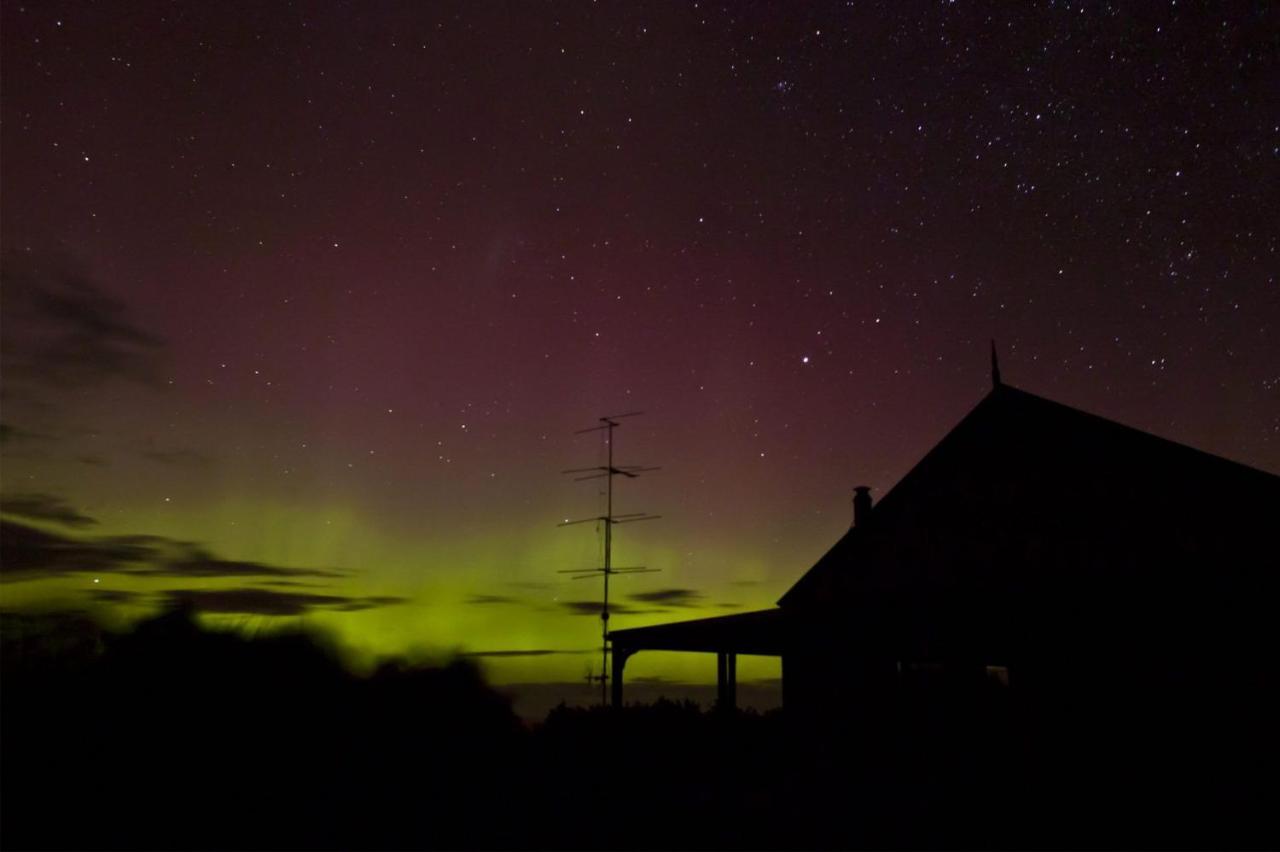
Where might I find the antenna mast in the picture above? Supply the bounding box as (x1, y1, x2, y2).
(558, 412, 660, 706)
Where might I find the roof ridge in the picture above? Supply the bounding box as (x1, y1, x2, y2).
(997, 383, 1280, 482)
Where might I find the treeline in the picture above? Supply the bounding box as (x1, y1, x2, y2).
(2, 608, 1274, 849)
(3, 607, 526, 849)
(3, 608, 792, 849)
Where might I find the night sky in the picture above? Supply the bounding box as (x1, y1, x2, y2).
(2, 2, 1277, 696)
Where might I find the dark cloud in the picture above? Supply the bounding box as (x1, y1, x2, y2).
(1, 493, 97, 528)
(561, 600, 619, 616)
(330, 595, 408, 612)
(161, 588, 405, 617)
(0, 254, 168, 469)
(85, 588, 144, 604)
(138, 548, 346, 580)
(716, 602, 744, 609)
(1, 520, 163, 582)
(465, 594, 519, 605)
(559, 601, 664, 616)
(459, 649, 590, 658)
(0, 253, 165, 393)
(0, 519, 347, 585)
(72, 583, 405, 616)
(627, 588, 705, 607)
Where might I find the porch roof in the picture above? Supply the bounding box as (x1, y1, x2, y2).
(608, 607, 786, 656)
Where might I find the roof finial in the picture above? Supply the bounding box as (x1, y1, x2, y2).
(990, 339, 1002, 388)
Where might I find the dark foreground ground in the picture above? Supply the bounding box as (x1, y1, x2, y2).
(2, 608, 1274, 850)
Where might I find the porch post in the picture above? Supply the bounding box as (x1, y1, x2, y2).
(611, 647, 631, 708)
(717, 652, 738, 711)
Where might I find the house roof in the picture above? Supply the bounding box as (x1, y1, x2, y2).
(779, 381, 1280, 611)
(608, 607, 786, 655)
(609, 382, 1280, 660)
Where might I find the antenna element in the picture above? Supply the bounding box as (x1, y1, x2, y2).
(558, 413, 661, 706)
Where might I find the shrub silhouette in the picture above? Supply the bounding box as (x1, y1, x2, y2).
(3, 607, 1275, 849)
(1, 606, 524, 850)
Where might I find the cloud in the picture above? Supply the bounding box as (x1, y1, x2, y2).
(0, 253, 168, 459)
(627, 588, 705, 607)
(1, 520, 164, 582)
(330, 595, 408, 612)
(558, 601, 665, 616)
(85, 588, 145, 604)
(138, 548, 346, 580)
(1, 493, 98, 528)
(0, 252, 164, 393)
(458, 649, 590, 658)
(716, 602, 744, 609)
(0, 519, 347, 586)
(161, 588, 406, 617)
(71, 583, 408, 616)
(464, 594, 519, 605)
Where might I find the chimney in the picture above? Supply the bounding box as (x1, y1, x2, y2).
(852, 486, 872, 528)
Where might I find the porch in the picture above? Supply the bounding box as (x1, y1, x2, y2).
(607, 608, 787, 709)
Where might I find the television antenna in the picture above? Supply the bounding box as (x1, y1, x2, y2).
(558, 412, 660, 706)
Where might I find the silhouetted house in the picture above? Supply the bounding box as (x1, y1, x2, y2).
(608, 378, 1280, 722)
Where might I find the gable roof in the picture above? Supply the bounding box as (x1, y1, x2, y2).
(609, 383, 1279, 663)
(779, 382, 1280, 610)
